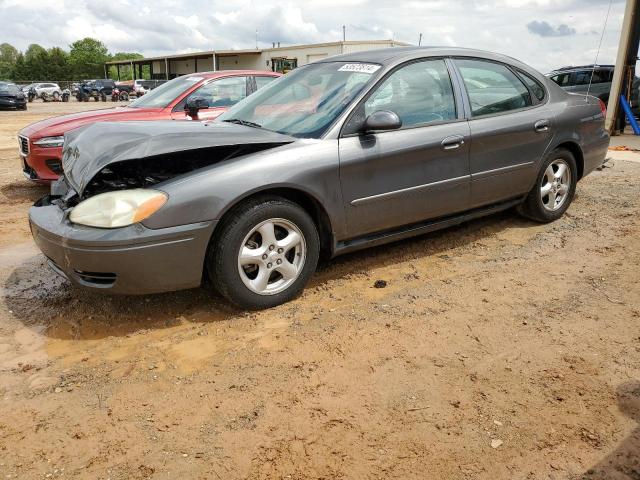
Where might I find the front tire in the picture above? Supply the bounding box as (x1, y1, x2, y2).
(208, 196, 320, 309)
(517, 148, 577, 223)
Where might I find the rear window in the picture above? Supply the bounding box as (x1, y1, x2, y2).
(255, 76, 277, 90)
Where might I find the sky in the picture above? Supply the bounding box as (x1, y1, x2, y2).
(0, 0, 630, 73)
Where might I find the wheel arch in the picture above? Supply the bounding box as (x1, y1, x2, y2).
(213, 185, 336, 260)
(552, 140, 585, 180)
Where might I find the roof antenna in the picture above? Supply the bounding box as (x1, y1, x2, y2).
(586, 0, 614, 101)
(418, 33, 423, 46)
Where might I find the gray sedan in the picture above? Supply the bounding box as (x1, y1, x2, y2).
(30, 47, 610, 309)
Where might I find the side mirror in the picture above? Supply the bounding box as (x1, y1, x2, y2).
(363, 110, 402, 132)
(185, 96, 208, 118)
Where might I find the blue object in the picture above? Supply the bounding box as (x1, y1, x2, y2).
(620, 95, 640, 135)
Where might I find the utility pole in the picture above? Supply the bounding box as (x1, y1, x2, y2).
(343, 25, 346, 42)
(605, 0, 639, 134)
(418, 33, 423, 46)
(256, 30, 259, 49)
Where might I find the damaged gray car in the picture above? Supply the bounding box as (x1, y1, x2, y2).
(30, 47, 609, 309)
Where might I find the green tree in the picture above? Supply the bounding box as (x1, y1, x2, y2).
(11, 53, 29, 81)
(69, 37, 109, 79)
(108, 52, 144, 80)
(24, 44, 49, 80)
(0, 43, 19, 80)
(47, 47, 71, 81)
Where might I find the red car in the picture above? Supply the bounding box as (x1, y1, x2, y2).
(18, 70, 280, 182)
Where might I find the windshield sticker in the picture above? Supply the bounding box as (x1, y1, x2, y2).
(338, 63, 381, 74)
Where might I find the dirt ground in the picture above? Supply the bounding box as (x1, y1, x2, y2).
(0, 101, 639, 480)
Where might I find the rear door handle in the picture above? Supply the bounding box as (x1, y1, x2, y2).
(441, 135, 465, 151)
(534, 120, 550, 132)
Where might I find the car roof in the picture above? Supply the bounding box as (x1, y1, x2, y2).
(315, 46, 528, 68)
(549, 65, 615, 74)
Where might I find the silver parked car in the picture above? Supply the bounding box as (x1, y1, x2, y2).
(547, 64, 639, 116)
(28, 82, 63, 99)
(30, 47, 609, 309)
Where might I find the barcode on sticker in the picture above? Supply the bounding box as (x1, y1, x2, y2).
(338, 63, 381, 74)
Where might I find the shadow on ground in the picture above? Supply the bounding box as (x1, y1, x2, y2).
(578, 381, 640, 480)
(3, 208, 537, 340)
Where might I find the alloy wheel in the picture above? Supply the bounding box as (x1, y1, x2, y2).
(540, 159, 571, 211)
(237, 218, 306, 295)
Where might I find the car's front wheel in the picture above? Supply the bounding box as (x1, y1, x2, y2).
(517, 148, 577, 223)
(208, 197, 320, 309)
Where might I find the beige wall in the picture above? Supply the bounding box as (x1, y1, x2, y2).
(341, 41, 397, 54)
(152, 60, 165, 74)
(216, 55, 263, 71)
(170, 59, 199, 75)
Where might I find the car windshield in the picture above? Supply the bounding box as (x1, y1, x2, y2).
(217, 62, 382, 138)
(128, 75, 203, 108)
(0, 83, 20, 94)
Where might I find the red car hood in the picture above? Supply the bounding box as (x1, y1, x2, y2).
(19, 107, 163, 139)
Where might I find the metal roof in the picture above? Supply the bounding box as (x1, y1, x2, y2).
(104, 39, 409, 66)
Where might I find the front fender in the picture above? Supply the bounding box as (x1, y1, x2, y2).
(142, 140, 347, 239)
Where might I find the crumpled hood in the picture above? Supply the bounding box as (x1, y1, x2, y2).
(62, 120, 296, 194)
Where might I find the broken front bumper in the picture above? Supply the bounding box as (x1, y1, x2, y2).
(29, 200, 216, 295)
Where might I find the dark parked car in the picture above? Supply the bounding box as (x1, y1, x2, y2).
(0, 82, 27, 110)
(30, 47, 609, 309)
(547, 64, 639, 115)
(77, 79, 116, 101)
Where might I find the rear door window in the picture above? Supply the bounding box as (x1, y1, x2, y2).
(517, 71, 546, 102)
(574, 71, 592, 85)
(255, 76, 277, 90)
(455, 58, 532, 116)
(550, 73, 571, 87)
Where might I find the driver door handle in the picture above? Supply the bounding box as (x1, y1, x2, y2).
(534, 120, 550, 132)
(441, 135, 465, 151)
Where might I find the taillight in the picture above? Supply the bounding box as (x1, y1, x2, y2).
(598, 98, 607, 116)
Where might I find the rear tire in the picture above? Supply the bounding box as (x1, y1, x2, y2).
(208, 196, 320, 309)
(517, 148, 577, 223)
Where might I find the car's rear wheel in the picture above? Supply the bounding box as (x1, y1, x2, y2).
(208, 196, 320, 309)
(517, 148, 577, 223)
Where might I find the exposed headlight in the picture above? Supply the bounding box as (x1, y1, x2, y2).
(33, 136, 65, 148)
(69, 189, 168, 228)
